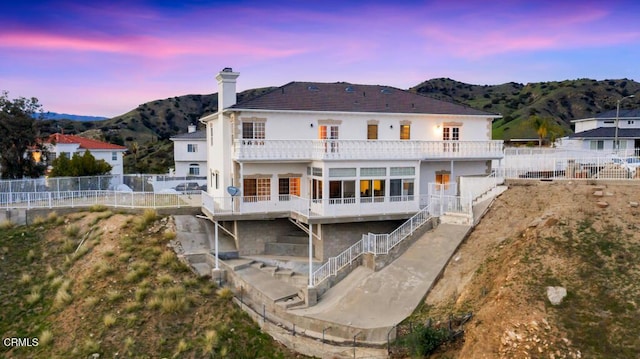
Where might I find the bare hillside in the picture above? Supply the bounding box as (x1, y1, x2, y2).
(416, 182, 640, 358)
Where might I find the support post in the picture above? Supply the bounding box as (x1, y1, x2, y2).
(214, 220, 219, 270)
(308, 222, 313, 287)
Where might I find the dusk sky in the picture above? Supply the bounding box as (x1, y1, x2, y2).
(2, 0, 639, 117)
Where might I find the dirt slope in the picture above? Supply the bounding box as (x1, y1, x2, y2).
(419, 181, 640, 358)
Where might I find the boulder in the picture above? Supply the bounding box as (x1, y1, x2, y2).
(596, 201, 609, 208)
(630, 202, 639, 208)
(546, 286, 567, 305)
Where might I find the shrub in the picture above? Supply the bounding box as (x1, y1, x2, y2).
(203, 330, 219, 354)
(53, 284, 72, 309)
(217, 287, 234, 300)
(26, 286, 41, 305)
(89, 204, 108, 212)
(159, 251, 176, 267)
(0, 219, 16, 230)
(32, 215, 47, 225)
(38, 330, 53, 346)
(103, 313, 116, 328)
(134, 209, 158, 232)
(64, 224, 80, 238)
(20, 273, 32, 284)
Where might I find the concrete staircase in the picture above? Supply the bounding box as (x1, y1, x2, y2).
(224, 258, 307, 310)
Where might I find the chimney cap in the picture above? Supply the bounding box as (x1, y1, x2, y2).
(222, 67, 233, 72)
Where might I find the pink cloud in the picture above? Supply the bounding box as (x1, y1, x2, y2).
(418, 3, 640, 59)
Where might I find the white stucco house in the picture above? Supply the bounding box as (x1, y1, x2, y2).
(200, 68, 502, 265)
(170, 124, 207, 177)
(44, 133, 127, 175)
(557, 109, 640, 154)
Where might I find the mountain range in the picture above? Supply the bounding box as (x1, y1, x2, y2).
(40, 78, 640, 173)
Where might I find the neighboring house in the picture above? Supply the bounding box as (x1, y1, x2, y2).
(44, 133, 127, 176)
(200, 68, 502, 262)
(170, 124, 207, 177)
(557, 109, 640, 154)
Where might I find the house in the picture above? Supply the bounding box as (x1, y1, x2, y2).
(170, 124, 207, 177)
(200, 68, 502, 265)
(557, 109, 640, 154)
(44, 133, 127, 176)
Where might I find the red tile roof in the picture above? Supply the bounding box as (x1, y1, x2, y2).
(47, 133, 127, 151)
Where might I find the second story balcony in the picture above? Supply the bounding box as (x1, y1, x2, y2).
(233, 139, 504, 162)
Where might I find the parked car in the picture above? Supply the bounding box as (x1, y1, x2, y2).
(612, 156, 640, 177)
(174, 182, 200, 192)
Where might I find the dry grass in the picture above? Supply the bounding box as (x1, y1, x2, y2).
(26, 286, 42, 305)
(53, 284, 72, 309)
(32, 215, 47, 225)
(158, 251, 176, 267)
(64, 224, 80, 238)
(38, 330, 53, 346)
(103, 313, 116, 328)
(202, 329, 219, 354)
(217, 287, 234, 300)
(20, 272, 32, 284)
(0, 219, 16, 230)
(174, 339, 189, 357)
(106, 289, 123, 303)
(134, 209, 158, 232)
(84, 296, 99, 308)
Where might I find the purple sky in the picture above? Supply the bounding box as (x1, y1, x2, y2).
(2, 0, 639, 117)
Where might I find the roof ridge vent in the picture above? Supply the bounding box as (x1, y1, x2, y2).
(307, 85, 319, 91)
(345, 86, 355, 93)
(381, 88, 392, 94)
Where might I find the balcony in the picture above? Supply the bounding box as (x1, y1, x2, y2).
(233, 139, 504, 161)
(201, 192, 421, 221)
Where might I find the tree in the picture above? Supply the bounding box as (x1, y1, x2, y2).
(529, 115, 549, 147)
(49, 150, 112, 177)
(0, 91, 48, 179)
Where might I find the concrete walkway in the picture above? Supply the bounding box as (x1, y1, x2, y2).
(290, 223, 471, 342)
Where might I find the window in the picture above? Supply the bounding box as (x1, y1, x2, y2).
(211, 171, 219, 190)
(435, 171, 450, 190)
(329, 168, 356, 177)
(278, 178, 300, 200)
(209, 126, 214, 144)
(628, 120, 635, 125)
(319, 125, 339, 152)
(242, 122, 265, 144)
(367, 124, 378, 140)
(360, 167, 386, 177)
(590, 140, 604, 150)
(329, 180, 356, 204)
(390, 167, 415, 176)
(390, 179, 414, 201)
(603, 120, 614, 124)
(312, 179, 323, 202)
(243, 178, 270, 202)
(111, 151, 118, 161)
(443, 127, 460, 152)
(187, 144, 198, 153)
(360, 179, 385, 203)
(400, 124, 410, 140)
(189, 164, 200, 176)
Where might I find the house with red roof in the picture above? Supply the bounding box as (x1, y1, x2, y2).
(44, 133, 128, 175)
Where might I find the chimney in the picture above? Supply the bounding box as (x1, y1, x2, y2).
(216, 67, 240, 112)
(187, 124, 196, 133)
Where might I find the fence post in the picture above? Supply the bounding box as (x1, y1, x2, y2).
(48, 192, 52, 209)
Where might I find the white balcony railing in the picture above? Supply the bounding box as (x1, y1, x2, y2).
(233, 139, 504, 161)
(201, 192, 420, 219)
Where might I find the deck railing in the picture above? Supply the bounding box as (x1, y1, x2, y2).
(310, 203, 434, 287)
(234, 139, 504, 161)
(0, 190, 195, 210)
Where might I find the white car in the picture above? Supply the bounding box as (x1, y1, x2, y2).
(612, 156, 640, 177)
